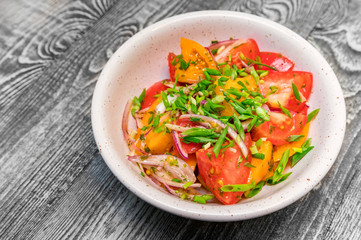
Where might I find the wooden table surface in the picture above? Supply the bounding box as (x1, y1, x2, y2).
(1, 0, 360, 239)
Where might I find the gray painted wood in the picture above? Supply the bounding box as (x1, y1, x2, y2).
(0, 0, 360, 239)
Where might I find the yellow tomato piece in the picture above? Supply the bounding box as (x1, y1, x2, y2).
(263, 162, 277, 181)
(175, 38, 217, 84)
(273, 122, 310, 162)
(247, 140, 273, 184)
(145, 129, 173, 154)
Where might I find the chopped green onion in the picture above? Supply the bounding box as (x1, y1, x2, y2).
(252, 153, 265, 160)
(180, 59, 190, 70)
(203, 70, 212, 81)
(172, 178, 182, 183)
(217, 62, 228, 66)
(292, 146, 314, 167)
(244, 181, 265, 198)
(292, 83, 302, 102)
(250, 145, 258, 154)
(292, 147, 303, 153)
(286, 135, 304, 142)
(183, 181, 193, 189)
(307, 108, 320, 123)
(221, 180, 255, 192)
(212, 95, 225, 104)
(259, 71, 269, 78)
(213, 126, 228, 157)
(233, 114, 245, 141)
(250, 66, 259, 85)
(189, 117, 204, 122)
(256, 138, 263, 147)
(173, 74, 179, 89)
(267, 149, 291, 185)
(161, 91, 170, 109)
(153, 114, 160, 128)
(278, 101, 292, 118)
(267, 86, 278, 95)
(247, 116, 258, 132)
(255, 106, 270, 121)
(205, 68, 221, 76)
(182, 136, 218, 144)
(244, 162, 256, 168)
(193, 194, 214, 204)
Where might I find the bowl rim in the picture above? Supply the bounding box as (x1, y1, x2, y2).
(91, 10, 346, 221)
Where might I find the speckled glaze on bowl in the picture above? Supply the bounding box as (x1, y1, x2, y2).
(91, 11, 346, 221)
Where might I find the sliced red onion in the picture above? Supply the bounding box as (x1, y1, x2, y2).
(207, 39, 238, 51)
(165, 124, 191, 132)
(214, 38, 247, 62)
(200, 100, 207, 105)
(179, 114, 248, 157)
(152, 174, 201, 188)
(261, 104, 270, 112)
(128, 154, 196, 182)
(173, 131, 188, 159)
(130, 162, 166, 193)
(144, 127, 152, 136)
(122, 99, 132, 143)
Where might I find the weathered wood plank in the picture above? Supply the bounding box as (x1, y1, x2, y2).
(0, 0, 360, 239)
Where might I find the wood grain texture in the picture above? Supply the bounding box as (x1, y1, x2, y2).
(0, 0, 360, 239)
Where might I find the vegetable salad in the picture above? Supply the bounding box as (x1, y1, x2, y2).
(122, 37, 319, 205)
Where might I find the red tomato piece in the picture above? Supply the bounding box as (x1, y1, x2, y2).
(168, 52, 176, 81)
(141, 81, 169, 110)
(258, 52, 294, 72)
(177, 118, 202, 154)
(196, 133, 252, 205)
(221, 39, 260, 69)
(259, 71, 313, 113)
(252, 108, 308, 145)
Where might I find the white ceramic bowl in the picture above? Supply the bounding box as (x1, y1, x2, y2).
(91, 11, 346, 221)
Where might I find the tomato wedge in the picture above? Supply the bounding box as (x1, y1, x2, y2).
(258, 52, 294, 72)
(196, 134, 252, 205)
(173, 38, 217, 84)
(168, 52, 176, 82)
(220, 39, 260, 68)
(177, 118, 202, 154)
(141, 81, 169, 110)
(251, 108, 308, 145)
(259, 71, 313, 113)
